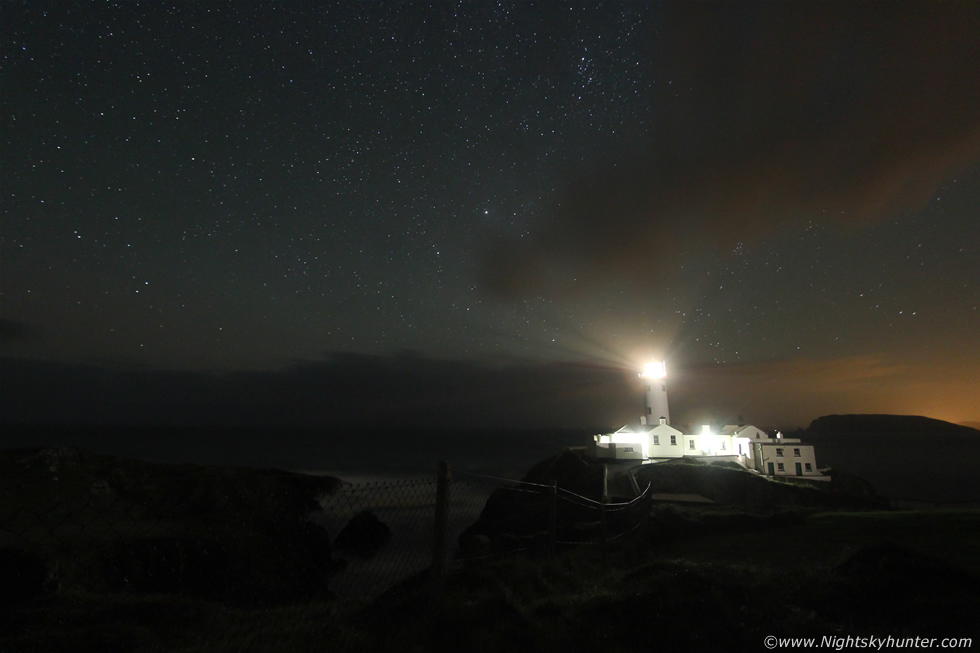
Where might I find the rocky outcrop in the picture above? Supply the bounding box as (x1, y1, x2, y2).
(0, 447, 343, 606)
(458, 449, 614, 556)
(334, 510, 392, 559)
(102, 521, 336, 606)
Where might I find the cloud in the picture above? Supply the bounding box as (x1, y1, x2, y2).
(667, 354, 980, 428)
(0, 319, 41, 344)
(0, 353, 638, 429)
(482, 3, 980, 299)
(4, 351, 977, 431)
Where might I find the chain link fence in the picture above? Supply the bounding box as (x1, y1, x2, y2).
(317, 472, 498, 600)
(1, 449, 653, 611)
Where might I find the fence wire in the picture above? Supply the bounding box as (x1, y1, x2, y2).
(1, 457, 653, 612)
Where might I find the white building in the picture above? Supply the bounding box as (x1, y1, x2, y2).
(592, 362, 826, 481)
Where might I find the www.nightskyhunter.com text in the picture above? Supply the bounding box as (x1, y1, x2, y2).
(764, 635, 973, 650)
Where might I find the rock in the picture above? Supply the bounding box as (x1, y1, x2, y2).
(521, 448, 605, 499)
(103, 522, 336, 606)
(458, 449, 608, 556)
(334, 510, 392, 559)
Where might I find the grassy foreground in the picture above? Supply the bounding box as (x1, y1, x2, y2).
(3, 505, 978, 652)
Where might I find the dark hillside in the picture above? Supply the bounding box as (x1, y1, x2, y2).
(0, 448, 342, 606)
(804, 415, 980, 503)
(809, 414, 980, 437)
(632, 458, 881, 509)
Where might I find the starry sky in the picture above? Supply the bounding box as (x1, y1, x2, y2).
(3, 2, 979, 430)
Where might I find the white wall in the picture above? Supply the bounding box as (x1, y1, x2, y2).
(682, 433, 734, 457)
(755, 443, 820, 476)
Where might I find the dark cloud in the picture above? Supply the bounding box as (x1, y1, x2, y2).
(0, 353, 637, 430)
(5, 350, 976, 431)
(482, 2, 980, 299)
(0, 319, 41, 344)
(665, 355, 979, 429)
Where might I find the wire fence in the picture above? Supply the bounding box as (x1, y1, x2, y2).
(1, 454, 654, 610)
(307, 463, 654, 600)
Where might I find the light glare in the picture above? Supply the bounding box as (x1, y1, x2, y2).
(642, 361, 666, 378)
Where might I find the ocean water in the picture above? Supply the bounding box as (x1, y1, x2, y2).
(1, 425, 594, 482)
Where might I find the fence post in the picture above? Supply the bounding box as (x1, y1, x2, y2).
(431, 460, 451, 599)
(600, 494, 608, 561)
(548, 480, 557, 557)
(600, 464, 608, 561)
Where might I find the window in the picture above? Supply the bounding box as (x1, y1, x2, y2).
(689, 439, 696, 450)
(775, 448, 784, 457)
(805, 463, 812, 472)
(653, 435, 660, 446)
(720, 441, 726, 451)
(777, 462, 785, 472)
(623, 447, 634, 453)
(670, 435, 676, 446)
(646, 407, 652, 415)
(794, 448, 801, 457)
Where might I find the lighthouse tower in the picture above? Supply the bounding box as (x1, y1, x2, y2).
(640, 360, 670, 426)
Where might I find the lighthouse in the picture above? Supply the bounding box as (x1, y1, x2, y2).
(640, 360, 670, 426)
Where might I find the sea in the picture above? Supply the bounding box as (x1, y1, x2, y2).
(0, 424, 593, 481)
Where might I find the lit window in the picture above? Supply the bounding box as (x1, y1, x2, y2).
(777, 463, 785, 472)
(794, 448, 801, 457)
(653, 435, 660, 446)
(670, 435, 676, 446)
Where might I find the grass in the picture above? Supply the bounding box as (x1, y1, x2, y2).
(1, 591, 359, 653)
(647, 506, 980, 574)
(3, 506, 978, 652)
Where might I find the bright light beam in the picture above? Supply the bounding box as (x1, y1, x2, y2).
(641, 360, 666, 379)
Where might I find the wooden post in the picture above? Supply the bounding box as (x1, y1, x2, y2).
(602, 464, 609, 503)
(548, 480, 557, 558)
(599, 464, 609, 560)
(431, 461, 451, 598)
(600, 493, 608, 561)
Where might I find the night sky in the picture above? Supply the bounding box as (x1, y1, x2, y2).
(3, 2, 979, 430)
